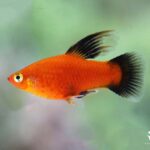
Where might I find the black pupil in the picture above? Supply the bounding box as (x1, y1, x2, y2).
(16, 75, 20, 80)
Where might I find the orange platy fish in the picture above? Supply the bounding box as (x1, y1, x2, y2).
(8, 30, 143, 103)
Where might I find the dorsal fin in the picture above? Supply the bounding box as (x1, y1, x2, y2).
(65, 30, 112, 59)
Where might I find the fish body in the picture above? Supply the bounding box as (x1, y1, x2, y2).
(8, 31, 143, 102)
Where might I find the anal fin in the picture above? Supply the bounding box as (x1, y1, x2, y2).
(72, 90, 97, 100)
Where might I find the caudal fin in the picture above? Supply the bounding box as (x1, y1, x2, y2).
(109, 53, 143, 97)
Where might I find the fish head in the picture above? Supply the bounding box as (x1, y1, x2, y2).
(7, 70, 34, 90)
(8, 67, 51, 99)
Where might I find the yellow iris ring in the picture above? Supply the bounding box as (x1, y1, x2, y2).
(14, 73, 23, 83)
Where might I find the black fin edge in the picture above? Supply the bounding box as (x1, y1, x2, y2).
(109, 53, 143, 97)
(66, 30, 113, 59)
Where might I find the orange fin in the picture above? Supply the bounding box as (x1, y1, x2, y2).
(66, 99, 75, 105)
(65, 30, 113, 59)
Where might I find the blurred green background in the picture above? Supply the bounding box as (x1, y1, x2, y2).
(0, 0, 150, 150)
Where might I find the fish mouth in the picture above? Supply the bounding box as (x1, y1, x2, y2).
(7, 76, 11, 82)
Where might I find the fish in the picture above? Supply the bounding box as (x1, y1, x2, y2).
(8, 30, 143, 103)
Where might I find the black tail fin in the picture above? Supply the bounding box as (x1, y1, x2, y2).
(109, 53, 143, 97)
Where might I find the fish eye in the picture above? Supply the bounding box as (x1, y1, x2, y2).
(14, 73, 23, 83)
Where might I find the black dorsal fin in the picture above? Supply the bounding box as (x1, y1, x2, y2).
(65, 30, 112, 59)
